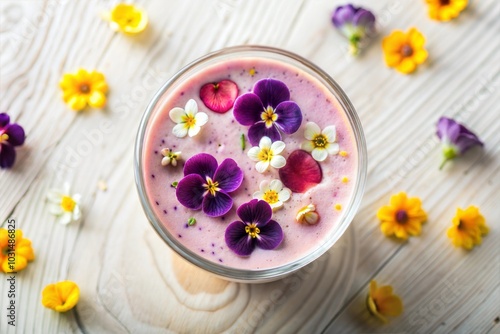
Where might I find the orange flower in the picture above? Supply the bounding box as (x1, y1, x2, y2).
(367, 280, 404, 323)
(42, 281, 80, 312)
(382, 28, 428, 74)
(0, 228, 35, 273)
(447, 206, 488, 250)
(426, 0, 468, 21)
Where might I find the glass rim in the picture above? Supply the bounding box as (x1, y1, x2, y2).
(134, 45, 367, 282)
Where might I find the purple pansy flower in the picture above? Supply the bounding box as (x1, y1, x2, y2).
(225, 199, 284, 256)
(436, 117, 484, 169)
(176, 153, 243, 217)
(331, 4, 376, 55)
(0, 113, 25, 169)
(233, 79, 302, 146)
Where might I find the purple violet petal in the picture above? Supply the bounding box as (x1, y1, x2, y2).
(5, 124, 25, 146)
(213, 158, 243, 193)
(253, 79, 290, 109)
(331, 4, 356, 28)
(236, 199, 272, 226)
(225, 221, 255, 256)
(458, 122, 481, 140)
(0, 113, 10, 128)
(436, 117, 451, 140)
(353, 9, 376, 32)
(183, 153, 218, 178)
(0, 144, 16, 169)
(274, 101, 303, 134)
(248, 121, 281, 146)
(255, 220, 284, 250)
(455, 133, 484, 153)
(233, 93, 264, 126)
(175, 174, 206, 210)
(202, 190, 233, 217)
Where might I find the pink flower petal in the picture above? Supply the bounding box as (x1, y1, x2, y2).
(279, 150, 322, 193)
(200, 80, 239, 113)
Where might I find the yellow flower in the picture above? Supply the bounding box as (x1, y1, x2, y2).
(59, 69, 108, 111)
(42, 281, 80, 312)
(382, 28, 428, 74)
(426, 0, 468, 21)
(105, 3, 148, 34)
(447, 206, 488, 250)
(0, 228, 35, 273)
(367, 280, 403, 323)
(377, 192, 427, 240)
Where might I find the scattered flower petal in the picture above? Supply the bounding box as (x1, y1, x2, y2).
(296, 204, 320, 225)
(47, 183, 82, 225)
(377, 192, 427, 240)
(59, 69, 108, 111)
(161, 148, 181, 167)
(200, 80, 239, 113)
(436, 117, 483, 169)
(0, 228, 35, 273)
(169, 99, 208, 138)
(301, 122, 339, 162)
(279, 150, 322, 193)
(447, 206, 488, 250)
(253, 179, 291, 211)
(247, 136, 287, 173)
(104, 3, 148, 34)
(0, 112, 25, 169)
(42, 281, 80, 312)
(382, 28, 428, 74)
(426, 0, 468, 21)
(367, 280, 403, 323)
(225, 199, 284, 256)
(331, 4, 376, 55)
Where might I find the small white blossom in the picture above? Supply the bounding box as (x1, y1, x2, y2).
(247, 136, 286, 173)
(47, 183, 82, 225)
(253, 179, 291, 211)
(296, 204, 319, 225)
(301, 122, 339, 162)
(161, 148, 181, 166)
(169, 99, 208, 138)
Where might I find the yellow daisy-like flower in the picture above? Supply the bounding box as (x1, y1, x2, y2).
(105, 3, 148, 34)
(367, 280, 404, 323)
(382, 28, 428, 74)
(59, 69, 108, 111)
(377, 192, 427, 240)
(0, 228, 35, 273)
(426, 0, 468, 21)
(447, 206, 488, 250)
(42, 281, 80, 312)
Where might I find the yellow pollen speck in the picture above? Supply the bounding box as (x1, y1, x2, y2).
(249, 68, 256, 76)
(342, 177, 349, 183)
(339, 151, 348, 157)
(334, 204, 342, 211)
(61, 196, 76, 212)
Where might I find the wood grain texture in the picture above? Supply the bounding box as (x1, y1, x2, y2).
(0, 0, 499, 333)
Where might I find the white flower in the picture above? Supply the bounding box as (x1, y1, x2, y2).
(169, 99, 208, 138)
(247, 136, 286, 173)
(253, 179, 291, 211)
(161, 148, 181, 166)
(301, 122, 339, 162)
(296, 204, 319, 225)
(47, 183, 82, 225)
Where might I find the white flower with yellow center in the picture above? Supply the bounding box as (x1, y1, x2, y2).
(47, 183, 82, 225)
(169, 99, 208, 138)
(253, 179, 291, 211)
(247, 136, 286, 173)
(301, 122, 339, 162)
(161, 148, 181, 166)
(296, 204, 320, 225)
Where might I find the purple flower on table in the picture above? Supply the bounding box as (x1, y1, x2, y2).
(436, 117, 483, 169)
(233, 79, 302, 146)
(176, 153, 243, 217)
(0, 113, 25, 169)
(331, 4, 376, 56)
(225, 199, 284, 256)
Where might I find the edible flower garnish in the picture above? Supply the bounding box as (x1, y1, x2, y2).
(233, 78, 302, 145)
(377, 192, 427, 240)
(0, 228, 35, 273)
(382, 28, 428, 74)
(225, 199, 284, 256)
(367, 280, 403, 323)
(296, 204, 320, 225)
(302, 122, 339, 161)
(279, 150, 322, 193)
(42, 281, 80, 312)
(247, 136, 286, 173)
(59, 69, 108, 111)
(447, 206, 488, 250)
(253, 179, 291, 211)
(0, 113, 25, 169)
(169, 99, 208, 138)
(161, 148, 181, 167)
(436, 117, 483, 169)
(176, 153, 243, 217)
(200, 80, 239, 113)
(103, 3, 148, 34)
(426, 0, 468, 21)
(331, 4, 376, 56)
(47, 183, 82, 225)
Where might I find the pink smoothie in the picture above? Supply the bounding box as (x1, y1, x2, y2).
(142, 57, 358, 270)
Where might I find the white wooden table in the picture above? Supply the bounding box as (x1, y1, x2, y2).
(1, 0, 499, 333)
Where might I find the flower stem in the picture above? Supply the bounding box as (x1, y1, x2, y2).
(439, 158, 450, 170)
